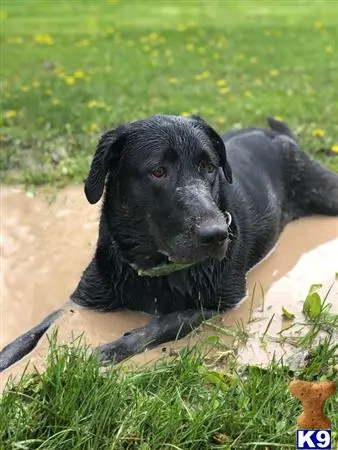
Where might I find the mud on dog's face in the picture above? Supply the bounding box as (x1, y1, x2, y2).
(85, 115, 233, 267)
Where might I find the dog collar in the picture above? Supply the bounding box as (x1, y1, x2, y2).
(131, 262, 194, 277)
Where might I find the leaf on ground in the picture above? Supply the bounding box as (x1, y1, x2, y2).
(303, 284, 323, 320)
(282, 306, 295, 319)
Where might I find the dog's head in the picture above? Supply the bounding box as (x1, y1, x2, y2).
(85, 115, 233, 275)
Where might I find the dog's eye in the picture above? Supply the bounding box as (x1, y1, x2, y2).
(200, 161, 216, 174)
(152, 167, 167, 178)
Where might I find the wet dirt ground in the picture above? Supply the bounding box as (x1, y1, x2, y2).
(1, 185, 337, 391)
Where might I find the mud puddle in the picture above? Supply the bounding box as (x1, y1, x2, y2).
(1, 185, 337, 391)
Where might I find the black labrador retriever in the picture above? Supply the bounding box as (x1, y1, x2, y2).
(1, 115, 338, 371)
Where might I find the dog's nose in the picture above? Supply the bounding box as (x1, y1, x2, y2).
(198, 224, 228, 244)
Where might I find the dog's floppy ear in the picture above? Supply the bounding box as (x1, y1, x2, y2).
(190, 115, 232, 183)
(84, 126, 126, 204)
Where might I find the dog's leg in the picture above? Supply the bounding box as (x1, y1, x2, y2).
(97, 309, 217, 364)
(0, 307, 65, 372)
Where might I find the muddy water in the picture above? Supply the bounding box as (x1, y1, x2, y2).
(1, 186, 337, 391)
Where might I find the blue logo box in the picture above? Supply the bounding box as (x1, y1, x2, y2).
(296, 429, 332, 449)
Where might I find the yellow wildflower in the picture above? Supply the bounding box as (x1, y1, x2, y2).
(195, 70, 210, 81)
(217, 117, 226, 125)
(168, 77, 179, 84)
(76, 39, 90, 47)
(270, 69, 279, 77)
(45, 89, 53, 95)
(87, 100, 106, 109)
(186, 43, 194, 51)
(216, 79, 227, 87)
(219, 87, 229, 95)
(87, 122, 99, 133)
(331, 144, 338, 153)
(250, 57, 258, 64)
(32, 80, 40, 88)
(274, 115, 283, 121)
(34, 33, 54, 45)
(213, 53, 220, 60)
(51, 98, 61, 105)
(180, 112, 190, 117)
(21, 85, 30, 92)
(312, 128, 325, 138)
(4, 110, 17, 119)
(74, 70, 85, 79)
(314, 20, 324, 30)
(244, 90, 253, 98)
(325, 46, 333, 54)
(64, 76, 75, 86)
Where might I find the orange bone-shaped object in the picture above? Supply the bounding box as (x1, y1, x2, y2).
(289, 380, 336, 429)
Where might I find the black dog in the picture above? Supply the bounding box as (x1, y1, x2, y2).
(1, 115, 338, 371)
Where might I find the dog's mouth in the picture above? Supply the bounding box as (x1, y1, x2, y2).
(132, 239, 229, 278)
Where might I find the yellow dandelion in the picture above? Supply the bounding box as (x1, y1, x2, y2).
(314, 20, 324, 30)
(325, 46, 333, 54)
(51, 98, 61, 105)
(274, 115, 283, 121)
(168, 77, 179, 84)
(331, 144, 338, 153)
(186, 43, 194, 51)
(148, 32, 159, 41)
(34, 33, 54, 45)
(32, 80, 40, 88)
(219, 87, 229, 95)
(244, 90, 253, 98)
(20, 85, 30, 92)
(250, 57, 258, 64)
(87, 122, 99, 133)
(217, 117, 226, 125)
(14, 36, 24, 44)
(181, 112, 190, 117)
(87, 100, 106, 109)
(45, 89, 53, 95)
(216, 79, 227, 87)
(195, 70, 210, 81)
(213, 53, 220, 60)
(76, 39, 90, 47)
(73, 69, 85, 79)
(270, 69, 279, 77)
(4, 110, 17, 119)
(64, 76, 75, 86)
(312, 128, 325, 138)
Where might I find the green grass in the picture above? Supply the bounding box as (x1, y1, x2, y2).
(1, 287, 337, 449)
(1, 0, 338, 188)
(1, 2, 338, 448)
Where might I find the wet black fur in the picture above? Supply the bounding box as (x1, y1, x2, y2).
(1, 115, 338, 371)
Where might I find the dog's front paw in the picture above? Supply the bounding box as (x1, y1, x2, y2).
(94, 339, 130, 365)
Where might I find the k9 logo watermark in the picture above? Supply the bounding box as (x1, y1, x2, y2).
(296, 429, 332, 449)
